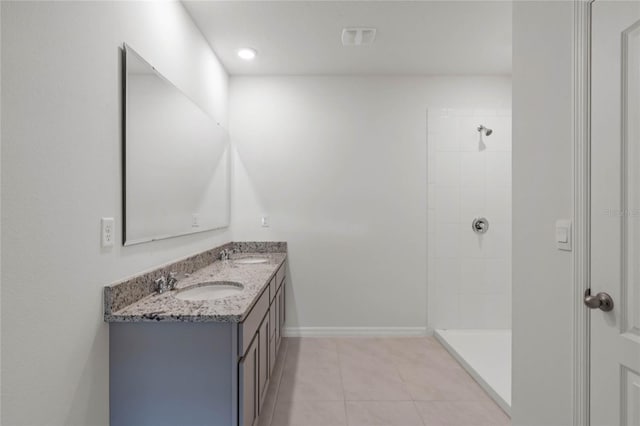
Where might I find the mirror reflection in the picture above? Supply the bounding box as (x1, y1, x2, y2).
(124, 45, 230, 245)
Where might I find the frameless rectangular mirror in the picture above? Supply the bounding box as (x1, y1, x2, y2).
(123, 44, 230, 245)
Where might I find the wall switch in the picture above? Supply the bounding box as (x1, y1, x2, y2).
(261, 215, 269, 227)
(192, 213, 200, 228)
(556, 219, 572, 251)
(101, 217, 115, 248)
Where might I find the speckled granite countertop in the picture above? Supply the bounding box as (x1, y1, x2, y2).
(104, 243, 287, 323)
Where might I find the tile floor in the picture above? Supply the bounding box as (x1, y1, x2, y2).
(258, 337, 510, 426)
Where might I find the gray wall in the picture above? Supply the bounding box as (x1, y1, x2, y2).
(230, 76, 511, 334)
(1, 2, 230, 424)
(512, 1, 574, 425)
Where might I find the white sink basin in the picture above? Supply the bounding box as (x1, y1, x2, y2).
(174, 281, 244, 301)
(233, 257, 269, 265)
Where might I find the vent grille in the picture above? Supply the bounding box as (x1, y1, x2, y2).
(341, 27, 377, 46)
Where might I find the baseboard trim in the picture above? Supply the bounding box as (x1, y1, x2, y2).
(282, 326, 429, 337)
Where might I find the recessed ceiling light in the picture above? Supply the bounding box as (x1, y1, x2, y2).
(237, 48, 257, 61)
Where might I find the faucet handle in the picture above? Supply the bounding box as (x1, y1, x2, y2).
(155, 276, 168, 294)
(167, 272, 178, 290)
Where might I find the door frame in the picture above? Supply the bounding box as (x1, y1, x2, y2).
(572, 1, 593, 425)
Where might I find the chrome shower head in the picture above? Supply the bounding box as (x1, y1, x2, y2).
(477, 125, 493, 136)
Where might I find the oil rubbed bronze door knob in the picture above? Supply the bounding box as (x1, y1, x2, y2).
(584, 289, 614, 312)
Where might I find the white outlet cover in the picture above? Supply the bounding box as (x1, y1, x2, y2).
(101, 217, 115, 248)
(261, 215, 269, 227)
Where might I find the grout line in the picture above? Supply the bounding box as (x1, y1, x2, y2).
(382, 338, 428, 426)
(333, 337, 349, 426)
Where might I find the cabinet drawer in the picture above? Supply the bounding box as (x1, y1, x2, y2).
(239, 289, 269, 356)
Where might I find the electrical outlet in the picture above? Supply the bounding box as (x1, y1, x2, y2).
(101, 217, 115, 248)
(261, 215, 269, 227)
(192, 213, 200, 228)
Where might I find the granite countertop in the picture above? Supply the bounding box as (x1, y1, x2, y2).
(105, 252, 286, 323)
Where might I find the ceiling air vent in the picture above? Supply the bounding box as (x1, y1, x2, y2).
(341, 27, 377, 46)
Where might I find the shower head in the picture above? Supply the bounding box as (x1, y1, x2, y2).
(477, 125, 493, 136)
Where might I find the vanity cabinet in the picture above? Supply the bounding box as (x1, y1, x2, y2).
(240, 337, 258, 426)
(109, 260, 287, 426)
(239, 264, 286, 426)
(258, 313, 270, 404)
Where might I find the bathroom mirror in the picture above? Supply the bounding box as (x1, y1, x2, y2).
(123, 44, 230, 245)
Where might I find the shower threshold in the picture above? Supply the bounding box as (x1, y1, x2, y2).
(435, 329, 512, 415)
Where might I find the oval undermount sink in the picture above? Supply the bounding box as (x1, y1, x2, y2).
(233, 257, 268, 265)
(174, 281, 244, 301)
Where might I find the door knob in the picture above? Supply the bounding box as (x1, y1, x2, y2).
(583, 289, 614, 312)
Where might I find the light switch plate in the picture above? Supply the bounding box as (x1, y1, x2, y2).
(556, 219, 572, 251)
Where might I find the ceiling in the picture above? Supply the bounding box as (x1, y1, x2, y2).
(182, 1, 512, 76)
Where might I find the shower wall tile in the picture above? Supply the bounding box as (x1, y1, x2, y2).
(434, 223, 460, 258)
(485, 186, 510, 223)
(460, 152, 486, 187)
(427, 108, 512, 330)
(435, 152, 461, 186)
(435, 186, 461, 224)
(460, 185, 485, 220)
(459, 258, 485, 294)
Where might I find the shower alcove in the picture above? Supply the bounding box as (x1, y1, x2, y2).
(427, 107, 512, 414)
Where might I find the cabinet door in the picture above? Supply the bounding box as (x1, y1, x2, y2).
(239, 338, 258, 426)
(276, 286, 285, 351)
(269, 334, 276, 375)
(274, 288, 281, 351)
(258, 313, 270, 409)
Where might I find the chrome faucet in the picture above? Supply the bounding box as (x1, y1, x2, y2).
(155, 272, 179, 294)
(219, 249, 234, 261)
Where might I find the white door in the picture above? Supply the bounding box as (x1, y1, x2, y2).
(591, 2, 640, 425)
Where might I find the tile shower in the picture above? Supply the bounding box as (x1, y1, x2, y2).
(427, 108, 512, 414)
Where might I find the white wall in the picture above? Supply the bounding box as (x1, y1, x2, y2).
(428, 108, 512, 330)
(230, 76, 511, 334)
(1, 2, 230, 425)
(512, 1, 574, 425)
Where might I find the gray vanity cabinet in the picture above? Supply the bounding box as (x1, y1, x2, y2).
(240, 336, 258, 426)
(109, 260, 287, 426)
(275, 285, 285, 351)
(258, 313, 270, 405)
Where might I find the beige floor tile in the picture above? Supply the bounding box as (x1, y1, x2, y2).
(382, 338, 463, 371)
(414, 401, 510, 426)
(264, 337, 510, 426)
(271, 400, 347, 426)
(340, 355, 412, 401)
(337, 338, 395, 361)
(277, 363, 344, 401)
(345, 401, 425, 426)
(285, 337, 340, 367)
(395, 363, 488, 401)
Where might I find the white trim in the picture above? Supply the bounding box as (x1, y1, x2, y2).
(283, 327, 430, 338)
(572, 1, 592, 425)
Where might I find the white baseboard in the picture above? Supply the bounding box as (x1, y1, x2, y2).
(282, 326, 430, 337)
